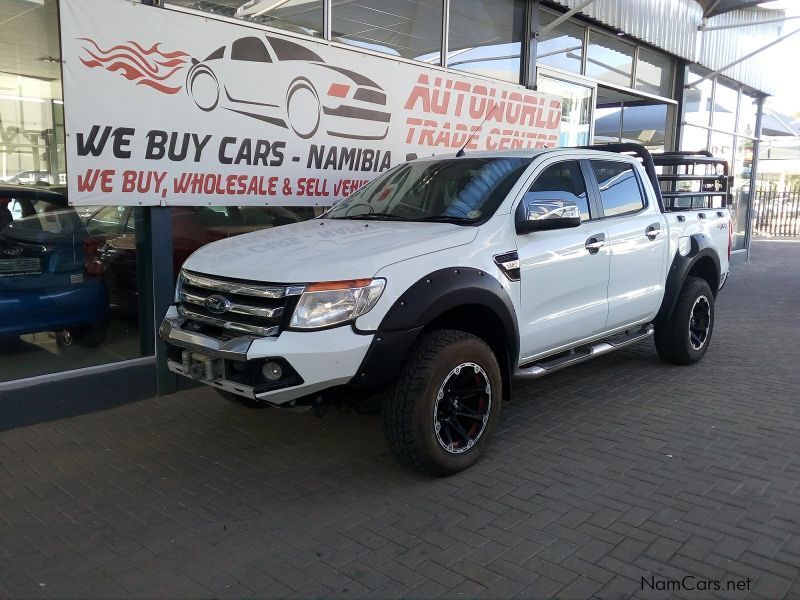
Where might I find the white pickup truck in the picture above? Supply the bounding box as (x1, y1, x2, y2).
(160, 144, 732, 475)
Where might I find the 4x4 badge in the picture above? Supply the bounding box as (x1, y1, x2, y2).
(205, 294, 232, 315)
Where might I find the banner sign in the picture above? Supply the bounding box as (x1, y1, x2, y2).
(60, 0, 562, 206)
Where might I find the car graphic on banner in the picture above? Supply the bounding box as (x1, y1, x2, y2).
(61, 0, 562, 207)
(186, 35, 391, 141)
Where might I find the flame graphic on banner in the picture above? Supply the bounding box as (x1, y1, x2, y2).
(78, 38, 190, 94)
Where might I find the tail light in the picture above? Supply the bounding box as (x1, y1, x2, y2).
(83, 236, 105, 276)
(728, 218, 733, 260)
(327, 83, 350, 98)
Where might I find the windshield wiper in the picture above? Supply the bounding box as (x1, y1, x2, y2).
(339, 212, 408, 221)
(414, 215, 477, 225)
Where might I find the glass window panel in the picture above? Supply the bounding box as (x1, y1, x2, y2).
(710, 131, 734, 168)
(738, 92, 759, 137)
(713, 80, 739, 133)
(636, 48, 673, 97)
(680, 124, 709, 153)
(169, 206, 319, 287)
(332, 0, 443, 63)
(591, 160, 645, 216)
(0, 0, 148, 382)
(169, 0, 324, 37)
(684, 69, 713, 127)
(594, 105, 622, 144)
(731, 136, 754, 251)
(85, 206, 127, 236)
(536, 9, 584, 74)
(448, 0, 525, 83)
(536, 74, 593, 146)
(586, 31, 633, 88)
(621, 103, 669, 151)
(528, 161, 591, 221)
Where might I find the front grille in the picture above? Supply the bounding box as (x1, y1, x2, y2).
(177, 270, 305, 338)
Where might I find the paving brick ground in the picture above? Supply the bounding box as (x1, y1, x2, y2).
(1, 240, 799, 599)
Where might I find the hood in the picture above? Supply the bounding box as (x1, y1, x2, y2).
(183, 218, 478, 283)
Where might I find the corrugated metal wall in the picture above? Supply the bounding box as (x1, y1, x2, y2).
(698, 7, 783, 94)
(547, 0, 783, 93)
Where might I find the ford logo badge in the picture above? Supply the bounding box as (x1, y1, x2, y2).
(205, 294, 232, 315)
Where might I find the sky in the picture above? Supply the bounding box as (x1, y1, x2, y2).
(759, 0, 800, 116)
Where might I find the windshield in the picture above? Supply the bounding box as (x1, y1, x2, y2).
(325, 157, 532, 223)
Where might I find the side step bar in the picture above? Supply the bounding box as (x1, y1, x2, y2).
(513, 325, 654, 381)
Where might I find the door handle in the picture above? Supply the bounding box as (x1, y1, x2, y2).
(645, 223, 661, 240)
(585, 234, 605, 254)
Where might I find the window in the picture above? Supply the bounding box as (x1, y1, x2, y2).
(684, 69, 713, 127)
(738, 92, 759, 137)
(586, 31, 633, 88)
(713, 80, 739, 133)
(537, 9, 585, 74)
(591, 161, 645, 217)
(536, 73, 593, 147)
(528, 161, 591, 221)
(448, 0, 525, 83)
(636, 48, 673, 97)
(231, 37, 271, 62)
(332, 0, 443, 63)
(169, 0, 324, 37)
(267, 36, 323, 62)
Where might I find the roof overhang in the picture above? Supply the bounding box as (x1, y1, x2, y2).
(695, 0, 774, 18)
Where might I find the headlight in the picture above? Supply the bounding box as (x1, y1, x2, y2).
(290, 278, 385, 329)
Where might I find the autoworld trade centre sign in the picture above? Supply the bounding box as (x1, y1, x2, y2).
(60, 0, 562, 206)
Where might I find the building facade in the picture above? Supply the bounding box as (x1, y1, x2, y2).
(0, 0, 784, 421)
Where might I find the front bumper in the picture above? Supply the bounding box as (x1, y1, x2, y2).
(159, 309, 374, 405)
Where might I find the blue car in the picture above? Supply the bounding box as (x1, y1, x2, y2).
(0, 185, 109, 352)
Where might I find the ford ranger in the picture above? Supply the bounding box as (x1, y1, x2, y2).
(160, 144, 732, 475)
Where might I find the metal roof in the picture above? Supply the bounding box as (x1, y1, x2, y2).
(546, 0, 784, 93)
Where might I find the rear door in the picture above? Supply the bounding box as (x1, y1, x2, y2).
(588, 159, 667, 329)
(516, 158, 610, 361)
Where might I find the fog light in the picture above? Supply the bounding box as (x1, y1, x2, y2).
(262, 361, 283, 381)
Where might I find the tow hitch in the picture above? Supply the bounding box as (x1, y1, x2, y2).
(181, 350, 225, 382)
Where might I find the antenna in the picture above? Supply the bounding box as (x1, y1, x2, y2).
(456, 104, 497, 158)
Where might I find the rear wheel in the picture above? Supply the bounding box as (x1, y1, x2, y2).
(56, 323, 107, 354)
(383, 330, 501, 476)
(655, 276, 715, 365)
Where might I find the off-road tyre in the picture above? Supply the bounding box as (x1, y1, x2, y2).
(655, 276, 715, 365)
(383, 329, 502, 476)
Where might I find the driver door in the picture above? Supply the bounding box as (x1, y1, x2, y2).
(517, 159, 610, 361)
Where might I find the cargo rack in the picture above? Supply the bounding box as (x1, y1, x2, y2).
(579, 143, 732, 212)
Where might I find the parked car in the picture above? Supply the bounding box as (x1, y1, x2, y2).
(160, 144, 732, 475)
(86, 205, 302, 312)
(4, 170, 53, 185)
(0, 185, 109, 352)
(187, 34, 391, 140)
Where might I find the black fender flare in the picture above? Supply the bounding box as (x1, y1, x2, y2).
(655, 233, 721, 324)
(350, 267, 519, 394)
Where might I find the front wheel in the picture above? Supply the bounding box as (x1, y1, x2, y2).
(383, 330, 502, 476)
(654, 276, 715, 365)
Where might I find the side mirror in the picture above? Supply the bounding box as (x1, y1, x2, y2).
(515, 197, 582, 234)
